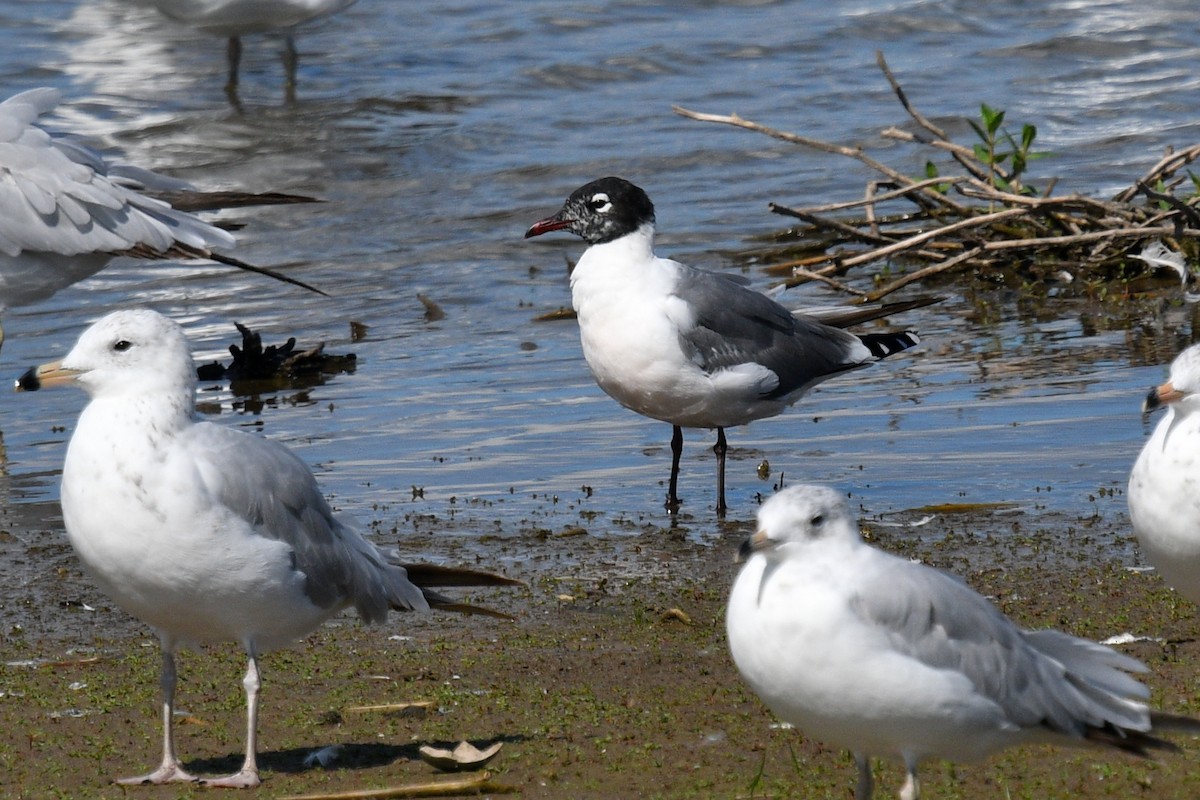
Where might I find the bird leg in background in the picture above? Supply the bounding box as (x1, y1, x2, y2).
(667, 425, 684, 513)
(854, 753, 873, 800)
(202, 654, 263, 788)
(118, 649, 198, 785)
(225, 36, 243, 104)
(226, 36, 242, 87)
(714, 427, 728, 516)
(283, 35, 299, 102)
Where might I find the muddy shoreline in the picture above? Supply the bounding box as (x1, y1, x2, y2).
(4, 499, 1200, 799)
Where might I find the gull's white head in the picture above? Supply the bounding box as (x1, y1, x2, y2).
(738, 484, 859, 561)
(1144, 343, 1200, 414)
(16, 309, 196, 400)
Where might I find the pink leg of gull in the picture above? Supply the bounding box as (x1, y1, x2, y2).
(199, 653, 262, 789)
(117, 649, 199, 785)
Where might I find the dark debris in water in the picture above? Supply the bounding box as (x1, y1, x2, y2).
(196, 322, 357, 395)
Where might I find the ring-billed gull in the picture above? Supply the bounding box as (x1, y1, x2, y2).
(121, 0, 358, 100)
(727, 484, 1198, 800)
(1129, 342, 1200, 604)
(14, 308, 520, 788)
(0, 87, 322, 349)
(525, 177, 922, 516)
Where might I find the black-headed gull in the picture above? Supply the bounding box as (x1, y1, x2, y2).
(525, 177, 921, 516)
(1129, 343, 1200, 605)
(15, 309, 519, 788)
(122, 0, 358, 100)
(727, 484, 1198, 800)
(0, 87, 322, 349)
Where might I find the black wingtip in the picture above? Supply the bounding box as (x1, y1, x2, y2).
(1084, 723, 1181, 758)
(206, 251, 328, 296)
(859, 330, 920, 359)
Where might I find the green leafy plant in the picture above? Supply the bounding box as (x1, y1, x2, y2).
(968, 103, 1046, 194)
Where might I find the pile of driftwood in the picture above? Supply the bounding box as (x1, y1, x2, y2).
(674, 52, 1200, 302)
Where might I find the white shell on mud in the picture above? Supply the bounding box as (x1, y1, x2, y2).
(418, 740, 503, 772)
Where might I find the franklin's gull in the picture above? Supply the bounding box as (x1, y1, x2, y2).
(525, 177, 922, 515)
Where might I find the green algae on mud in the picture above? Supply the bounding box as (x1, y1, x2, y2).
(4, 506, 1200, 799)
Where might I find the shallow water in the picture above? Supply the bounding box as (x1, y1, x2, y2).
(0, 0, 1198, 574)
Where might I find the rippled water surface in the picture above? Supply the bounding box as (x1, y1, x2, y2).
(1, 0, 1199, 567)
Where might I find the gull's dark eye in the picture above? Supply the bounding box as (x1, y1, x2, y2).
(113, 339, 132, 352)
(810, 514, 825, 528)
(588, 192, 611, 211)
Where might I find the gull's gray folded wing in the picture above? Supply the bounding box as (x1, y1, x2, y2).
(672, 262, 869, 397)
(851, 560, 1151, 739)
(186, 422, 428, 622)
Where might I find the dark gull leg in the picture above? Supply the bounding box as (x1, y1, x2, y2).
(225, 36, 243, 105)
(854, 752, 874, 800)
(117, 648, 198, 784)
(283, 34, 298, 103)
(666, 425, 683, 513)
(201, 652, 262, 788)
(714, 427, 728, 517)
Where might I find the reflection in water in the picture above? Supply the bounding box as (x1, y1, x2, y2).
(117, 0, 360, 106)
(195, 319, 357, 408)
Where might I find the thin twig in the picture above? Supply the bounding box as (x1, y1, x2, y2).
(783, 268, 870, 296)
(768, 203, 898, 246)
(780, 176, 966, 215)
(865, 246, 986, 301)
(834, 206, 1028, 269)
(980, 225, 1200, 250)
(881, 127, 995, 186)
(277, 772, 517, 800)
(875, 50, 948, 140)
(673, 105, 968, 214)
(1114, 144, 1200, 202)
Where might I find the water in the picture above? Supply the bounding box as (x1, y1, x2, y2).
(1, 0, 1198, 563)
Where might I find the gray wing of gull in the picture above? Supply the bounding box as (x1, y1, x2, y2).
(851, 558, 1150, 737)
(184, 421, 428, 622)
(0, 87, 234, 259)
(671, 261, 870, 399)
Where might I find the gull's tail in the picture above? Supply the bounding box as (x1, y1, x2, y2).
(147, 189, 321, 213)
(801, 295, 942, 328)
(400, 563, 525, 620)
(1083, 718, 1192, 758)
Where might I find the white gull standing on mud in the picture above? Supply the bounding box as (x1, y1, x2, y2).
(727, 484, 1198, 800)
(1129, 342, 1200, 607)
(15, 308, 519, 787)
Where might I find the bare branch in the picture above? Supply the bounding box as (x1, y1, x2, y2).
(865, 246, 986, 301)
(1114, 144, 1200, 202)
(876, 50, 948, 140)
(675, 56, 1200, 298)
(672, 105, 969, 214)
